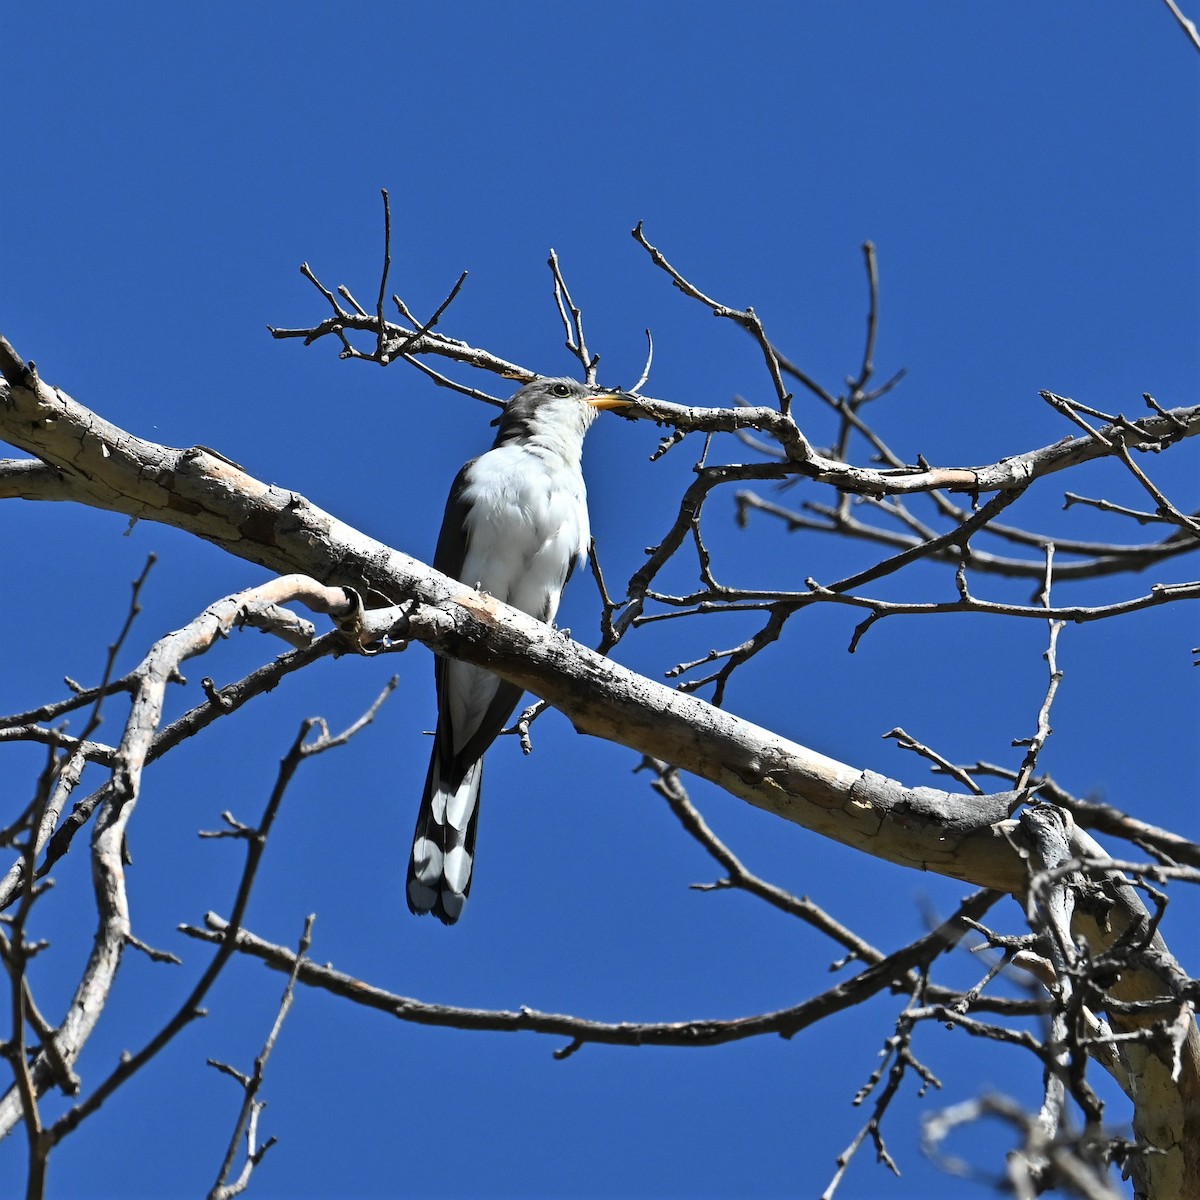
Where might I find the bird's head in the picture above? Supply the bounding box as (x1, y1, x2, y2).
(492, 377, 636, 445)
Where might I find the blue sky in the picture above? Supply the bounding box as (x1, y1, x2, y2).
(3, 4, 1198, 1198)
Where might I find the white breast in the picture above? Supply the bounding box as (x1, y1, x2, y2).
(458, 443, 589, 622)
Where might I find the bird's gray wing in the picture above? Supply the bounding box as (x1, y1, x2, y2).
(432, 461, 474, 580)
(430, 460, 524, 782)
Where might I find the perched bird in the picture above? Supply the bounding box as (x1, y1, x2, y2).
(407, 377, 634, 924)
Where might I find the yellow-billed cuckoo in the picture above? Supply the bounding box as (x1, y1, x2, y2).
(407, 377, 634, 923)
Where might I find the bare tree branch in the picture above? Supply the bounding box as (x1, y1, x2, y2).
(181, 890, 1005, 1054)
(1163, 0, 1200, 52)
(208, 914, 313, 1200)
(0, 578, 381, 1139)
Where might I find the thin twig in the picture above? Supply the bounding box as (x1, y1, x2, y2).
(632, 222, 792, 414)
(548, 250, 597, 381)
(208, 914, 315, 1200)
(375, 189, 392, 364)
(1163, 0, 1200, 52)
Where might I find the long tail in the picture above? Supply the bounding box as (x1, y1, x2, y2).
(406, 743, 482, 925)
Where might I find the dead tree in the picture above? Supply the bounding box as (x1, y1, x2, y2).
(1, 207, 1197, 1198)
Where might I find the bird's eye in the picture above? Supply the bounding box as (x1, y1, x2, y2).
(550, 382, 572, 397)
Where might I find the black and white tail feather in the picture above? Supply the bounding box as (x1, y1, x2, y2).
(406, 377, 633, 924)
(407, 737, 484, 924)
